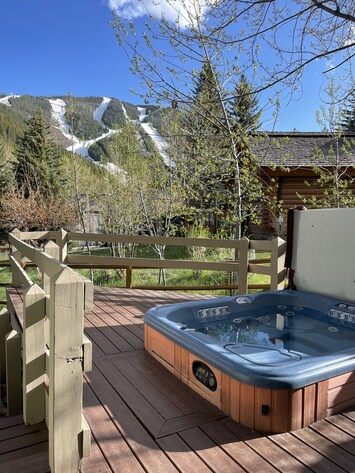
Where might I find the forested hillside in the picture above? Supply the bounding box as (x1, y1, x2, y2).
(0, 70, 270, 243)
(0, 93, 172, 237)
(0, 93, 167, 162)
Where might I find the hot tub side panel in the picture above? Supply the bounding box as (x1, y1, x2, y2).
(145, 325, 355, 433)
(327, 371, 355, 416)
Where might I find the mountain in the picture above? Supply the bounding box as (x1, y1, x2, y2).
(0, 94, 169, 166)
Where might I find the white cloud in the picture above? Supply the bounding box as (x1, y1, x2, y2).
(108, 0, 209, 27)
(345, 24, 355, 46)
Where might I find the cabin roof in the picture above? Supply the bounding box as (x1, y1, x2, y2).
(253, 131, 355, 167)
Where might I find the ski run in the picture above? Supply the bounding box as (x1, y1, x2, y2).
(1, 94, 168, 168)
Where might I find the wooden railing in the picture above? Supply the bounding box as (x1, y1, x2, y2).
(7, 229, 287, 294)
(1, 230, 93, 473)
(0, 229, 286, 471)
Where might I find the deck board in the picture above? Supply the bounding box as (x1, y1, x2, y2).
(246, 436, 314, 472)
(293, 426, 355, 472)
(3, 286, 355, 472)
(271, 432, 347, 473)
(200, 421, 278, 473)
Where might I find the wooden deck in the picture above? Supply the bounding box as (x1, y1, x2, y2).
(2, 287, 355, 472)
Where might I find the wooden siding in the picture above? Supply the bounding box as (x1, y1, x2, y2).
(253, 170, 355, 236)
(145, 326, 355, 433)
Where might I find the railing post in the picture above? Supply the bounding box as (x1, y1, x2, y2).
(5, 329, 22, 415)
(55, 228, 68, 263)
(11, 228, 22, 287)
(0, 308, 11, 385)
(48, 267, 87, 473)
(237, 237, 249, 294)
(126, 266, 132, 288)
(43, 241, 60, 295)
(270, 237, 287, 291)
(23, 284, 46, 425)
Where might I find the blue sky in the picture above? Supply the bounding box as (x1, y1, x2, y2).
(0, 0, 338, 131)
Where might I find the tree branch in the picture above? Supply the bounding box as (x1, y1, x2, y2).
(311, 0, 355, 23)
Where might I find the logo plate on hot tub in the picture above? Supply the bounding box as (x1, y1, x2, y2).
(236, 296, 252, 304)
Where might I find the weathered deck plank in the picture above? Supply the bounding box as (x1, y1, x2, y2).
(293, 426, 355, 472)
(200, 421, 278, 473)
(2, 286, 355, 473)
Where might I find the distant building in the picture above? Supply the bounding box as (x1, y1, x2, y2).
(251, 131, 355, 237)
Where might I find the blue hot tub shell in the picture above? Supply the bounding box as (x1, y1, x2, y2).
(144, 290, 355, 390)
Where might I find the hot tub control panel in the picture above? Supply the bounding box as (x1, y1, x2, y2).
(192, 361, 217, 391)
(329, 304, 355, 327)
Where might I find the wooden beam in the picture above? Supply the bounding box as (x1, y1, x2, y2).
(67, 231, 244, 249)
(6, 329, 22, 415)
(66, 254, 241, 272)
(0, 309, 11, 385)
(23, 284, 46, 425)
(48, 267, 86, 473)
(9, 234, 65, 279)
(9, 255, 33, 289)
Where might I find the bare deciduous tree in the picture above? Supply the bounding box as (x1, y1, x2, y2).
(113, 0, 354, 103)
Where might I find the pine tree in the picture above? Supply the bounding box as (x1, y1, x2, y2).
(230, 74, 261, 133)
(178, 59, 227, 214)
(170, 61, 267, 238)
(194, 61, 223, 111)
(0, 138, 14, 196)
(340, 93, 355, 132)
(14, 110, 64, 196)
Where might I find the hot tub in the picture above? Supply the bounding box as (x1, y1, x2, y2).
(144, 290, 355, 433)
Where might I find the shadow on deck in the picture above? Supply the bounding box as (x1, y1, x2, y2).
(2, 287, 355, 473)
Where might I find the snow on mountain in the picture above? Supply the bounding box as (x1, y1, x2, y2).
(93, 96, 111, 125)
(1, 93, 169, 173)
(121, 102, 130, 121)
(0, 94, 21, 106)
(48, 96, 126, 178)
(140, 121, 169, 163)
(49, 98, 75, 142)
(137, 106, 147, 123)
(49, 97, 119, 159)
(137, 107, 170, 165)
(69, 129, 119, 157)
(102, 161, 127, 179)
(121, 103, 169, 164)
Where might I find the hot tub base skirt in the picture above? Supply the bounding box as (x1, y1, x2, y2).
(145, 326, 355, 433)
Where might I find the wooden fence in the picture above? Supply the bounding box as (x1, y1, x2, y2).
(6, 229, 287, 293)
(1, 230, 93, 473)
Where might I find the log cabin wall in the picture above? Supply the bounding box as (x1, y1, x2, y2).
(250, 132, 355, 238)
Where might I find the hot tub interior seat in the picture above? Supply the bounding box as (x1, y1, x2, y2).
(224, 343, 302, 366)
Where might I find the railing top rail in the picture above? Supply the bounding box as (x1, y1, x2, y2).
(9, 255, 33, 289)
(11, 229, 286, 252)
(15, 230, 59, 241)
(66, 254, 241, 272)
(67, 232, 248, 249)
(9, 234, 66, 278)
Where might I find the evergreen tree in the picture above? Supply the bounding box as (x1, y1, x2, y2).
(14, 110, 64, 196)
(230, 74, 261, 133)
(340, 93, 355, 131)
(177, 59, 227, 216)
(226, 74, 265, 235)
(174, 63, 266, 237)
(0, 138, 14, 196)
